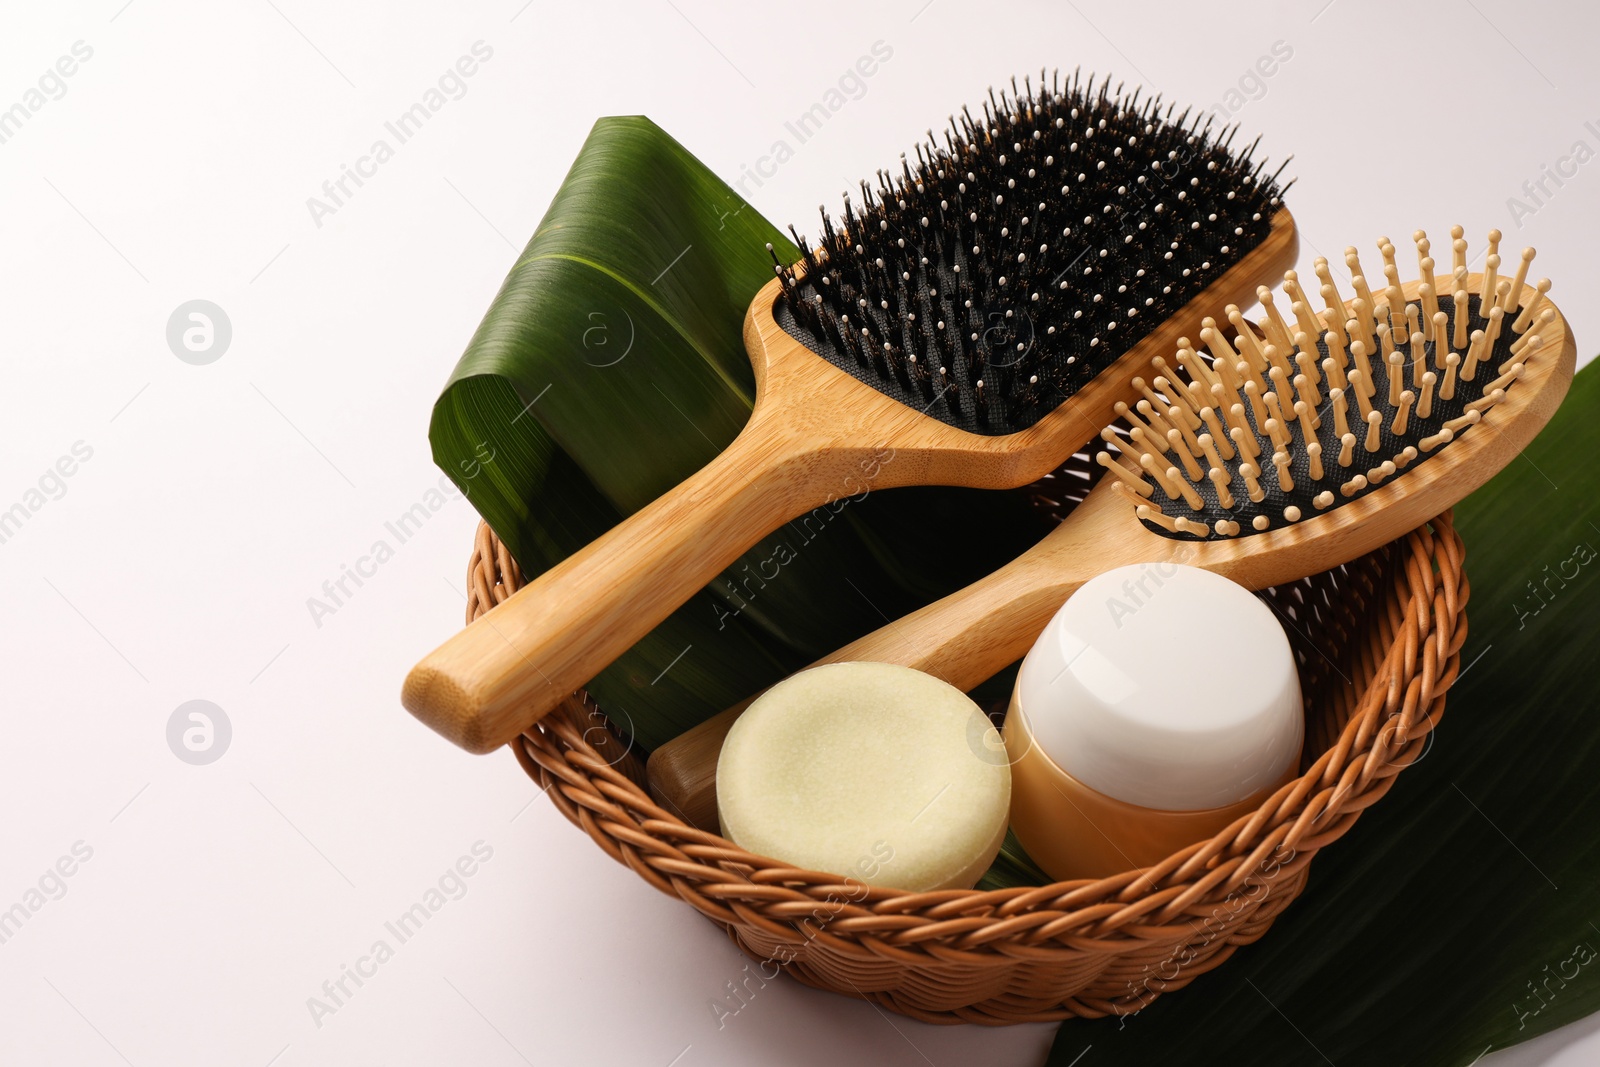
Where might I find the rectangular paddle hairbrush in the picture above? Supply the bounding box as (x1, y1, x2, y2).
(405, 72, 1298, 752)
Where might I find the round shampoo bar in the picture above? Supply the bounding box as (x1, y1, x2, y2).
(717, 662, 1011, 893)
(1006, 562, 1303, 882)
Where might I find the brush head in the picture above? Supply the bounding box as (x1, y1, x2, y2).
(768, 71, 1290, 435)
(1096, 230, 1553, 540)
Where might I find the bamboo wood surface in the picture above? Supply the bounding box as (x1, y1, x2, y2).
(404, 210, 1298, 753)
(644, 275, 1574, 830)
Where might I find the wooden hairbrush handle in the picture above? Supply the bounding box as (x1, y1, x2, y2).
(404, 416, 856, 753)
(400, 299, 1045, 754)
(402, 301, 1041, 754)
(645, 484, 1143, 829)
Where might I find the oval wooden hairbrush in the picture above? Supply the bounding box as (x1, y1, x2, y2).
(647, 228, 1574, 829)
(404, 74, 1299, 752)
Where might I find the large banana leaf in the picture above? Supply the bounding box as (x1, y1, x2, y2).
(431, 117, 1046, 750)
(1049, 359, 1600, 1066)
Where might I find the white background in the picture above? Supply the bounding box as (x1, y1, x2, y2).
(1, 1, 1596, 1065)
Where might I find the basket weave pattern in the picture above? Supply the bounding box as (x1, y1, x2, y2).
(473, 513, 1467, 1024)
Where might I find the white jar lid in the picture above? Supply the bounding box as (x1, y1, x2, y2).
(1016, 563, 1303, 811)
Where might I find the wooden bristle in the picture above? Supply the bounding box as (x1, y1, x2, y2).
(1503, 247, 1534, 313)
(1513, 278, 1551, 332)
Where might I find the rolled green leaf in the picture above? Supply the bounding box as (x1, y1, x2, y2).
(1050, 359, 1600, 1066)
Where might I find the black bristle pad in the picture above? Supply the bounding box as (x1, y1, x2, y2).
(1143, 293, 1511, 540)
(770, 72, 1287, 435)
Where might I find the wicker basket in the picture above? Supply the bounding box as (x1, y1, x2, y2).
(469, 503, 1467, 1025)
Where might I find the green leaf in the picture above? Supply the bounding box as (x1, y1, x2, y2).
(1049, 359, 1600, 1066)
(430, 116, 1047, 749)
